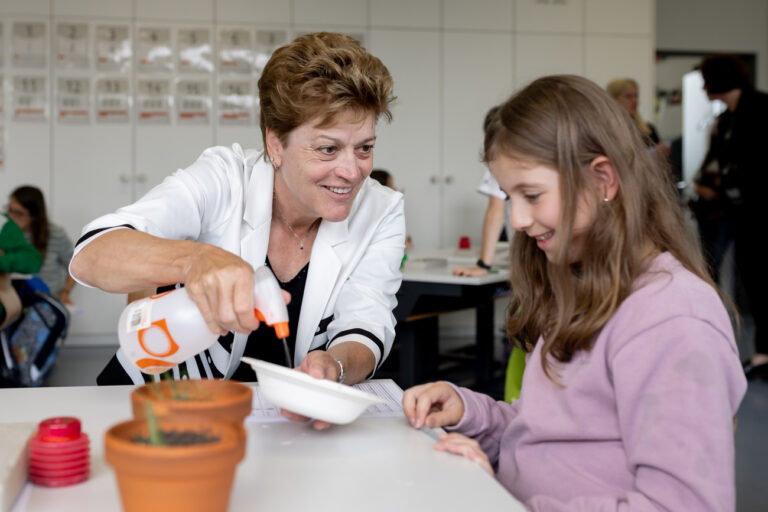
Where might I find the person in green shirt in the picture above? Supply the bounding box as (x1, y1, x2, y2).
(0, 213, 42, 326)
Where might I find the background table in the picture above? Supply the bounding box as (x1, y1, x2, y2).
(2, 384, 525, 512)
(392, 255, 510, 389)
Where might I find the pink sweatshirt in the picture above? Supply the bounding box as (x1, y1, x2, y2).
(450, 253, 746, 511)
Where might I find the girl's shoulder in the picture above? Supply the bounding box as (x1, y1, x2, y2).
(605, 252, 733, 348)
(631, 252, 719, 308)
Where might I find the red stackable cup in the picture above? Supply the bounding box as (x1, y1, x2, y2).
(29, 417, 90, 487)
(459, 236, 471, 249)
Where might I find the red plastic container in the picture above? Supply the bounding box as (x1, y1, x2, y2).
(29, 417, 90, 487)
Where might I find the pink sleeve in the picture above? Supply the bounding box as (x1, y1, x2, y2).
(445, 383, 520, 467)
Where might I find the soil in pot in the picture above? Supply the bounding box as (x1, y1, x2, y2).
(131, 428, 220, 446)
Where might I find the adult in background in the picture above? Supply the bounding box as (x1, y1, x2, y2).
(7, 186, 77, 303)
(698, 54, 768, 380)
(70, 33, 405, 424)
(607, 78, 670, 157)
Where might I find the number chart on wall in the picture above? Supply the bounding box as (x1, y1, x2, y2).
(0, 17, 288, 167)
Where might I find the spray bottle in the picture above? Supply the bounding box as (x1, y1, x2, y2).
(117, 265, 289, 374)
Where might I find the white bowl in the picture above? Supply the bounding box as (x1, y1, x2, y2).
(241, 357, 385, 424)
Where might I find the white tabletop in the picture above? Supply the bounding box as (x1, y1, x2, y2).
(3, 384, 525, 512)
(402, 246, 510, 285)
(402, 262, 509, 285)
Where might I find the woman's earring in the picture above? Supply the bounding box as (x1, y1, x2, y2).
(603, 196, 610, 202)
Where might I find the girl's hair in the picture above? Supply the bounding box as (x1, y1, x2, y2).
(605, 78, 652, 138)
(11, 185, 49, 259)
(484, 75, 714, 377)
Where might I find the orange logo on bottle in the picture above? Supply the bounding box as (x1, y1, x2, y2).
(137, 318, 180, 358)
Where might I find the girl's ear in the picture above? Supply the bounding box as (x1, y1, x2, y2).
(265, 128, 284, 168)
(589, 156, 619, 202)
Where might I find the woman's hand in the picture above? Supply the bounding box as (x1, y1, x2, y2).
(452, 265, 488, 277)
(434, 433, 493, 476)
(402, 381, 465, 429)
(182, 244, 263, 336)
(280, 351, 342, 430)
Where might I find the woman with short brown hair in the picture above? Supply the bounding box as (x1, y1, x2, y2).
(71, 33, 403, 428)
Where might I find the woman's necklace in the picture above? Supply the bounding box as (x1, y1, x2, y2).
(273, 192, 318, 251)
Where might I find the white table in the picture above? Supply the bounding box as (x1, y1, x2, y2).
(3, 384, 525, 512)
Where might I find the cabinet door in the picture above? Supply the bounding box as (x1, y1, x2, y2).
(2, 117, 51, 200)
(369, 29, 442, 248)
(52, 121, 134, 338)
(442, 31, 513, 249)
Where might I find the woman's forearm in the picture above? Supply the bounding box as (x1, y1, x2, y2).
(479, 196, 505, 266)
(70, 229, 199, 293)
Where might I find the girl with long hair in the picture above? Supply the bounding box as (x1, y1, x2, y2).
(8, 186, 76, 303)
(403, 75, 745, 511)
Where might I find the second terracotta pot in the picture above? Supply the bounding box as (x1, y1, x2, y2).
(131, 379, 253, 424)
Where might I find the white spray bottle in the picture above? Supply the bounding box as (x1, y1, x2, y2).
(117, 265, 289, 374)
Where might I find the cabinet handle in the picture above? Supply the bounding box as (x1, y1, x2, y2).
(135, 174, 148, 183)
(445, 175, 454, 185)
(430, 175, 439, 184)
(119, 174, 131, 183)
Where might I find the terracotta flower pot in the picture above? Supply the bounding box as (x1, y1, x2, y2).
(105, 415, 246, 512)
(131, 379, 253, 424)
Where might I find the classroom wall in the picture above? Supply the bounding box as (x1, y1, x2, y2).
(0, 0, 656, 345)
(656, 0, 768, 90)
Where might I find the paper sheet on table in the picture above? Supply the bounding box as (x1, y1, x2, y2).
(246, 378, 405, 423)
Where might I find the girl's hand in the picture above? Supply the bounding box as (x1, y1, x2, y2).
(402, 381, 465, 429)
(280, 351, 340, 431)
(434, 432, 493, 476)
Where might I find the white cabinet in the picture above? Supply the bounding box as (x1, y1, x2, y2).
(443, 0, 513, 31)
(52, 123, 134, 337)
(369, 29, 442, 249)
(514, 33, 584, 89)
(370, 0, 441, 29)
(442, 31, 513, 248)
(515, 0, 584, 33)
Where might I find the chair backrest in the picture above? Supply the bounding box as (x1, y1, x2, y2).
(504, 346, 526, 402)
(1, 291, 70, 387)
(0, 274, 22, 329)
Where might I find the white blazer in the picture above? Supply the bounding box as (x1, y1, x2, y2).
(73, 144, 406, 380)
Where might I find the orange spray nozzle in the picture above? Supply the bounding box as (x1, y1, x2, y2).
(254, 310, 290, 339)
(274, 322, 290, 340)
